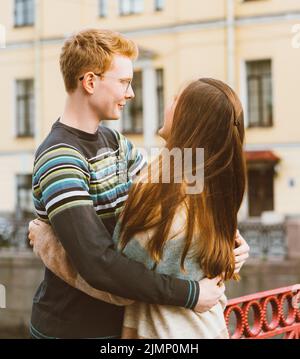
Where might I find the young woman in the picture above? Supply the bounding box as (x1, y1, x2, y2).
(29, 78, 248, 339)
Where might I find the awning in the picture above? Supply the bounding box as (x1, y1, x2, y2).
(245, 150, 280, 163)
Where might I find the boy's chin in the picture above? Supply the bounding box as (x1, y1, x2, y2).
(105, 115, 121, 121)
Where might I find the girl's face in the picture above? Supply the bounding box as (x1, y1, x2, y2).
(158, 95, 178, 140)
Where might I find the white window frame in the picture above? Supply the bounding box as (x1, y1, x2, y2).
(119, 0, 144, 16)
(98, 0, 108, 17)
(15, 78, 35, 138)
(14, 0, 35, 27)
(155, 0, 164, 11)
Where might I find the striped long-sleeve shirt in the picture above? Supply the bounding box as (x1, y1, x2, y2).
(30, 119, 199, 338)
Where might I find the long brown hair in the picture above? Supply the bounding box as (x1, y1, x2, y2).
(119, 78, 247, 281)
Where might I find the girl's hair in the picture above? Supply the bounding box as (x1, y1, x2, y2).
(60, 28, 138, 93)
(119, 78, 247, 281)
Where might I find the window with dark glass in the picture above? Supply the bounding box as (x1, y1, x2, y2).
(123, 71, 143, 133)
(98, 0, 108, 17)
(122, 69, 164, 134)
(14, 0, 34, 27)
(155, 0, 164, 11)
(16, 79, 35, 137)
(16, 174, 34, 215)
(119, 0, 144, 15)
(156, 69, 164, 129)
(248, 165, 274, 217)
(246, 59, 273, 128)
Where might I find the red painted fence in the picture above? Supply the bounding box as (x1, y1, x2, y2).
(224, 284, 300, 339)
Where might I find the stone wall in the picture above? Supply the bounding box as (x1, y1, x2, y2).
(286, 217, 300, 259)
(0, 249, 299, 339)
(0, 250, 43, 338)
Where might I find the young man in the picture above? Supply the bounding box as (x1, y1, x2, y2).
(29, 29, 249, 339)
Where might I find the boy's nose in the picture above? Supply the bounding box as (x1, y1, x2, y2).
(125, 85, 135, 100)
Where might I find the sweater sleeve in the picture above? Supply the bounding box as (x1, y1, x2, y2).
(33, 144, 199, 309)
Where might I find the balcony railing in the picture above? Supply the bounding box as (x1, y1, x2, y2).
(225, 284, 300, 339)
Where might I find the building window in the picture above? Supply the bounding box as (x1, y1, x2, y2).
(16, 79, 34, 137)
(16, 174, 34, 215)
(155, 0, 164, 11)
(157, 69, 164, 129)
(14, 0, 35, 27)
(98, 0, 108, 17)
(119, 0, 144, 16)
(246, 59, 273, 128)
(248, 165, 274, 217)
(123, 71, 143, 133)
(122, 69, 164, 134)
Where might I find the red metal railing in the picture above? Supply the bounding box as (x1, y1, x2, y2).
(224, 284, 300, 339)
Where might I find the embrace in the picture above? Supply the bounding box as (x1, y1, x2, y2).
(28, 28, 250, 339)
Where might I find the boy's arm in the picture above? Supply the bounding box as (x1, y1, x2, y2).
(29, 222, 133, 306)
(33, 145, 199, 309)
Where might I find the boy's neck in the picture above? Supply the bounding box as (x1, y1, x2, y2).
(61, 94, 101, 134)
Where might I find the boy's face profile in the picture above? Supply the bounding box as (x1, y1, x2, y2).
(84, 54, 135, 121)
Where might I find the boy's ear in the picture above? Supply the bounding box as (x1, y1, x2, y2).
(81, 72, 96, 94)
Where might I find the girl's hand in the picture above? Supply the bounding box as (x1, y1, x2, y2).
(234, 230, 250, 274)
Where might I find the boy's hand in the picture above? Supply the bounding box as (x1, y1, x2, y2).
(28, 219, 54, 256)
(194, 276, 225, 313)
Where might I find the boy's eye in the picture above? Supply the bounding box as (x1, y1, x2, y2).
(121, 79, 131, 85)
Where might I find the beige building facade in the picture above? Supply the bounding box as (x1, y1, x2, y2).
(0, 0, 300, 223)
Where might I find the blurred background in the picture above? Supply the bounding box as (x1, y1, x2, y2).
(0, 0, 300, 338)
